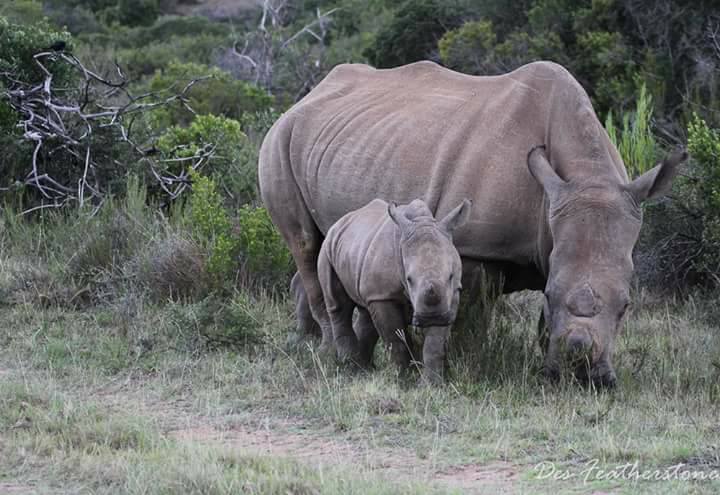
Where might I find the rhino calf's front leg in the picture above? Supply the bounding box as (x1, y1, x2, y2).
(368, 301, 411, 370)
(422, 325, 450, 384)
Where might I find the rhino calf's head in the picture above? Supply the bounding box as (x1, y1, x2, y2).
(388, 199, 471, 328)
(529, 146, 688, 388)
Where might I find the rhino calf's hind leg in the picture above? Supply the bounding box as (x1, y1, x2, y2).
(318, 251, 362, 364)
(368, 301, 411, 370)
(355, 308, 379, 367)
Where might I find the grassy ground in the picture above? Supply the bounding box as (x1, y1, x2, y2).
(1, 202, 720, 494)
(2, 283, 720, 494)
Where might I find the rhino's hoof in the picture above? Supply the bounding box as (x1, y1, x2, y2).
(593, 371, 617, 389)
(285, 331, 312, 349)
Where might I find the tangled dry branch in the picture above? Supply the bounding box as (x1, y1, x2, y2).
(1, 51, 215, 213)
(232, 0, 337, 98)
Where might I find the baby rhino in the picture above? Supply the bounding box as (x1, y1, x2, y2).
(318, 198, 471, 382)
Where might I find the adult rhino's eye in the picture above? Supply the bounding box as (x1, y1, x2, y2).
(449, 273, 453, 282)
(407, 276, 413, 285)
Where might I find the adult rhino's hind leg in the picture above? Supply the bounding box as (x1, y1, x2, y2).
(284, 226, 333, 354)
(258, 126, 332, 353)
(291, 272, 321, 342)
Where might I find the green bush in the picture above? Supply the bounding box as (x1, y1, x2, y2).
(363, 0, 467, 68)
(116, 33, 228, 77)
(687, 114, 720, 274)
(156, 113, 257, 205)
(635, 114, 720, 289)
(187, 170, 240, 282)
(123, 15, 232, 47)
(148, 62, 273, 128)
(99, 0, 160, 27)
(0, 17, 75, 202)
(237, 205, 292, 284)
(438, 20, 496, 73)
(185, 173, 291, 287)
(0, 0, 44, 25)
(0, 17, 74, 89)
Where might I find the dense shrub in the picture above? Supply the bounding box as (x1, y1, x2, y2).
(237, 205, 293, 284)
(632, 114, 720, 290)
(116, 33, 228, 77)
(364, 0, 467, 68)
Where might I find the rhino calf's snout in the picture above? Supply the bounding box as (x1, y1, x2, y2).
(423, 282, 441, 307)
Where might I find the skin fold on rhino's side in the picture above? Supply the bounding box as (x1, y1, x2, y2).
(260, 60, 687, 387)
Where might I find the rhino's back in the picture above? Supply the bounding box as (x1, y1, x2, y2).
(275, 61, 606, 263)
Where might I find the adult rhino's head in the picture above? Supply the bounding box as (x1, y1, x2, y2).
(528, 146, 687, 388)
(388, 199, 471, 328)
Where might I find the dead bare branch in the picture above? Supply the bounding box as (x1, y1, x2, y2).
(1, 51, 216, 210)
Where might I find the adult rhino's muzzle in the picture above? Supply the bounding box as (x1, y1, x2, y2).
(412, 309, 454, 328)
(545, 326, 616, 388)
(563, 328, 593, 364)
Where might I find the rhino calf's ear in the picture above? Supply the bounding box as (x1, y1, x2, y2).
(440, 198, 472, 234)
(388, 202, 412, 229)
(625, 149, 688, 203)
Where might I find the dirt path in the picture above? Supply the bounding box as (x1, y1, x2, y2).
(94, 379, 521, 493)
(1, 363, 525, 493)
(170, 422, 520, 493)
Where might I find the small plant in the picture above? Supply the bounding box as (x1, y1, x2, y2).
(188, 170, 240, 283)
(605, 83, 656, 177)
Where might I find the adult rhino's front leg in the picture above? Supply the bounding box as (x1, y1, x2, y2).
(367, 301, 411, 370)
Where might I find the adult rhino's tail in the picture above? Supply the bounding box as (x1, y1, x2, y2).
(259, 116, 331, 350)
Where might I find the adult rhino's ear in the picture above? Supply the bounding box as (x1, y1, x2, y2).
(527, 145, 567, 202)
(388, 202, 413, 230)
(625, 149, 688, 203)
(440, 199, 472, 234)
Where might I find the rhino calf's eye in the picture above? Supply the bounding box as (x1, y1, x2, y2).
(407, 276, 413, 285)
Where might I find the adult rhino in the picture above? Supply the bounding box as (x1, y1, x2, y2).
(259, 60, 686, 387)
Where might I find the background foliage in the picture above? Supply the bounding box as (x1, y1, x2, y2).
(2, 0, 720, 295)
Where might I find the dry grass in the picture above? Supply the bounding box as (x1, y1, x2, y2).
(2, 202, 720, 493)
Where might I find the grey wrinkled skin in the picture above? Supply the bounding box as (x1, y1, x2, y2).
(259, 60, 687, 387)
(318, 199, 470, 383)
